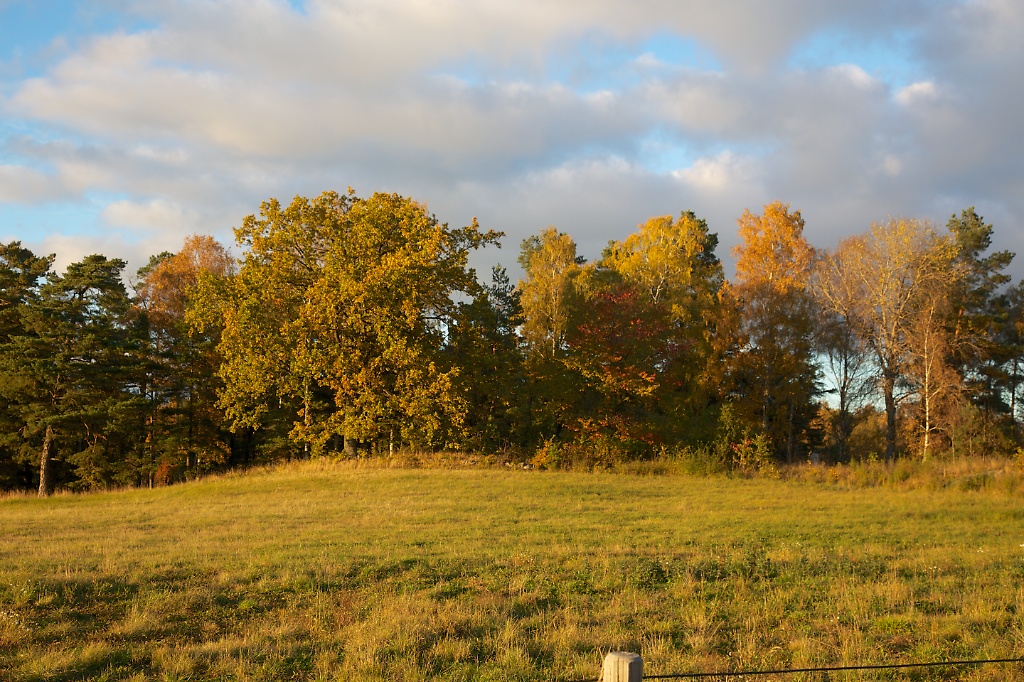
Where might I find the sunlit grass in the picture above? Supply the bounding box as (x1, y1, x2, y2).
(2, 460, 1023, 680)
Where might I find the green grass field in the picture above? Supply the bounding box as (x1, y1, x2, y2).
(1, 460, 1023, 681)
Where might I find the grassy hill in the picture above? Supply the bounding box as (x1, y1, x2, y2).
(1, 460, 1023, 680)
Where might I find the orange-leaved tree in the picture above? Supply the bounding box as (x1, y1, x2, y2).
(729, 201, 819, 463)
(135, 235, 235, 475)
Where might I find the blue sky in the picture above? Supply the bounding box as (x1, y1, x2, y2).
(0, 1, 151, 77)
(787, 27, 924, 88)
(1, 0, 1022, 279)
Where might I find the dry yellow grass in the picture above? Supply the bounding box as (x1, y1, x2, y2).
(1, 459, 1023, 680)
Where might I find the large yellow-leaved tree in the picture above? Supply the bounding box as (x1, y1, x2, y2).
(191, 190, 500, 455)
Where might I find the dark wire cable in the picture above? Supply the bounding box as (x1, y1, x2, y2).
(567, 656, 1024, 682)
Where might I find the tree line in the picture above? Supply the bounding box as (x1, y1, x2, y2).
(2, 189, 1021, 493)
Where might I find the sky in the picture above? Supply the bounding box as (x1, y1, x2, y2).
(1, 0, 1022, 282)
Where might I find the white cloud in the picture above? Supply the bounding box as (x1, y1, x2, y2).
(32, 232, 177, 279)
(2, 0, 1024, 282)
(0, 164, 70, 203)
(673, 152, 757, 193)
(895, 80, 938, 106)
(827, 64, 877, 90)
(101, 198, 199, 232)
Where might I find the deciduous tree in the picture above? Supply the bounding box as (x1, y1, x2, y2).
(906, 300, 962, 459)
(817, 219, 957, 460)
(598, 211, 725, 443)
(729, 201, 819, 462)
(190, 191, 355, 455)
(811, 262, 874, 462)
(517, 227, 585, 359)
(1002, 282, 1024, 430)
(195, 190, 500, 456)
(136, 235, 236, 477)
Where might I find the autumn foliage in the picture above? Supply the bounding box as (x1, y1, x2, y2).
(1, 192, 1022, 492)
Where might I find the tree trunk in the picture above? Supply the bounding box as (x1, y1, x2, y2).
(1011, 356, 1019, 432)
(882, 371, 897, 462)
(38, 424, 54, 497)
(761, 388, 770, 433)
(839, 422, 848, 462)
(786, 400, 795, 464)
(921, 363, 932, 462)
(837, 388, 850, 464)
(344, 434, 356, 457)
(920, 321, 932, 462)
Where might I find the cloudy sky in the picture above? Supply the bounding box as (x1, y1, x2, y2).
(1, 0, 1022, 281)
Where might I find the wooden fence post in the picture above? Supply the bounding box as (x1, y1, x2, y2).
(603, 651, 643, 682)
